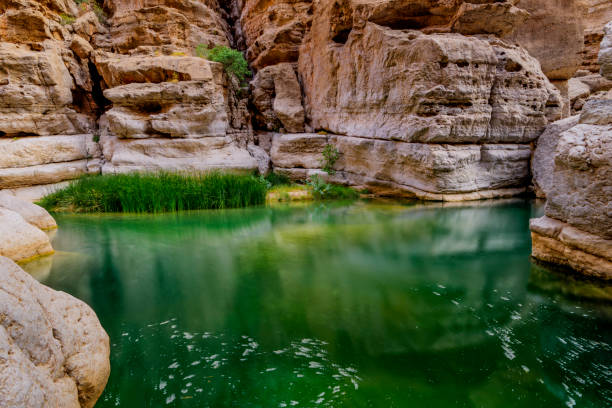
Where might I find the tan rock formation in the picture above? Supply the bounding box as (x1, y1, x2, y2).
(0, 1, 103, 192)
(247, 0, 561, 200)
(240, 0, 312, 69)
(0, 256, 110, 408)
(580, 0, 612, 74)
(0, 191, 57, 230)
(251, 62, 305, 132)
(0, 208, 53, 262)
(530, 28, 612, 277)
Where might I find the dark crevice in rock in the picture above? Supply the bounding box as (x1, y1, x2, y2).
(88, 61, 111, 119)
(332, 28, 352, 44)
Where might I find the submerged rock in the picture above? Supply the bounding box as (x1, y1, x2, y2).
(0, 256, 110, 408)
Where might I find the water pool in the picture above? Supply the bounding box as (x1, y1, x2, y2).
(36, 200, 611, 407)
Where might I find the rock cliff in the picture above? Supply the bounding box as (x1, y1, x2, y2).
(2, 0, 608, 202)
(530, 20, 612, 279)
(244, 0, 562, 200)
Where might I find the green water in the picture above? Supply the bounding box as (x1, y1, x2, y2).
(37, 200, 611, 407)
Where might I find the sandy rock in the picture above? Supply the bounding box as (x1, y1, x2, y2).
(531, 115, 580, 199)
(0, 135, 100, 169)
(506, 0, 584, 81)
(450, 1, 528, 37)
(0, 192, 56, 230)
(70, 35, 94, 60)
(240, 0, 312, 69)
(600, 21, 612, 80)
(99, 133, 259, 174)
(580, 0, 612, 74)
(531, 216, 612, 279)
(545, 121, 612, 239)
(0, 256, 110, 407)
(251, 63, 305, 132)
(106, 0, 229, 54)
(0, 208, 53, 262)
(270, 133, 532, 199)
(299, 21, 559, 143)
(0, 159, 101, 189)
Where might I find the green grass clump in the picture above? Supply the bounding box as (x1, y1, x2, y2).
(38, 172, 268, 213)
(264, 172, 292, 187)
(306, 175, 359, 200)
(60, 13, 75, 25)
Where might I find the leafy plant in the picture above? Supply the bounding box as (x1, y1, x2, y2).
(60, 13, 75, 25)
(196, 45, 250, 84)
(306, 175, 358, 200)
(38, 172, 268, 213)
(321, 143, 340, 175)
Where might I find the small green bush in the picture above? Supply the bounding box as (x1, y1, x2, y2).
(60, 13, 75, 25)
(38, 172, 268, 213)
(321, 144, 340, 175)
(306, 175, 359, 200)
(196, 45, 250, 84)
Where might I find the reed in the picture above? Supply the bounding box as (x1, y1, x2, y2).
(38, 172, 268, 213)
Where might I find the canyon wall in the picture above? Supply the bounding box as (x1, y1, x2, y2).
(530, 20, 612, 279)
(1, 0, 607, 202)
(244, 0, 563, 200)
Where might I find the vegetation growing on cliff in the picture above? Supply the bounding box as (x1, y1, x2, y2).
(196, 45, 250, 83)
(321, 144, 340, 175)
(38, 173, 268, 213)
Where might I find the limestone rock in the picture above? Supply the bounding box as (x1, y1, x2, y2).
(299, 21, 560, 143)
(99, 133, 259, 174)
(580, 0, 612, 74)
(0, 208, 53, 262)
(531, 216, 612, 279)
(531, 115, 580, 199)
(544, 121, 611, 239)
(0, 256, 110, 407)
(270, 133, 532, 200)
(0, 192, 56, 230)
(240, 0, 313, 69)
(106, 0, 229, 54)
(251, 63, 305, 132)
(506, 0, 584, 81)
(600, 21, 612, 80)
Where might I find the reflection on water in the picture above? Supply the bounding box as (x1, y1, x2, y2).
(36, 200, 611, 407)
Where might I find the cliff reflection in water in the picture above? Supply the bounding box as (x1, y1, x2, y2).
(38, 200, 611, 407)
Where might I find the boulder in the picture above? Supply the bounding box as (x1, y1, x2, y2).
(0, 256, 110, 408)
(0, 191, 56, 230)
(0, 208, 53, 262)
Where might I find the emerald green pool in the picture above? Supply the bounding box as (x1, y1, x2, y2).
(36, 200, 611, 407)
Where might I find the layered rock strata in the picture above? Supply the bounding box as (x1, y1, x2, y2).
(244, 0, 561, 200)
(0, 1, 103, 193)
(95, 0, 261, 174)
(530, 26, 612, 278)
(0, 256, 110, 408)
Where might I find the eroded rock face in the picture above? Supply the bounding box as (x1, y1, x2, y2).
(0, 1, 103, 192)
(94, 0, 261, 175)
(0, 256, 110, 408)
(580, 0, 612, 74)
(530, 29, 612, 278)
(251, 62, 305, 132)
(243, 0, 561, 199)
